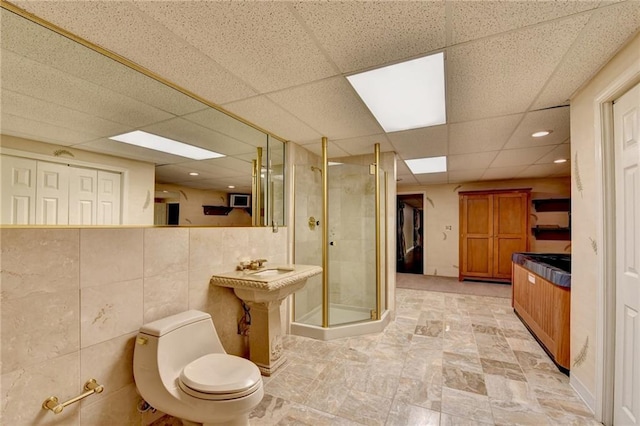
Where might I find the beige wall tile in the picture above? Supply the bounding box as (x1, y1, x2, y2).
(80, 332, 136, 398)
(80, 228, 143, 288)
(1, 228, 79, 300)
(1, 352, 80, 426)
(143, 227, 189, 278)
(2, 290, 79, 373)
(189, 227, 225, 273)
(221, 227, 251, 270)
(81, 279, 143, 348)
(80, 383, 144, 426)
(143, 270, 189, 323)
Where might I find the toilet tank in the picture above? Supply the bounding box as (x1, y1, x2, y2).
(135, 310, 227, 389)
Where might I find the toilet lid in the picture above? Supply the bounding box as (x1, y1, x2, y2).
(180, 354, 262, 395)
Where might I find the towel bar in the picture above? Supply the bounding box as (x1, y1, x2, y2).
(42, 379, 104, 414)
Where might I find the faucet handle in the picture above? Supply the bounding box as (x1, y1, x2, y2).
(256, 259, 267, 267)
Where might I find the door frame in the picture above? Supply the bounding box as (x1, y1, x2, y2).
(593, 64, 640, 424)
(397, 191, 427, 275)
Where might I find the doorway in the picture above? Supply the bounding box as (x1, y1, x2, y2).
(397, 193, 424, 274)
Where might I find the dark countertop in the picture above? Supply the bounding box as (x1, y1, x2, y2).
(512, 253, 571, 288)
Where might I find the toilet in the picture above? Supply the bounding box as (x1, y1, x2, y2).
(133, 310, 264, 426)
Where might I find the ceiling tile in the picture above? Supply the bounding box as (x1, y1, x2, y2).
(448, 169, 486, 184)
(517, 163, 567, 179)
(448, 151, 498, 171)
(504, 107, 570, 149)
(491, 146, 556, 168)
(267, 77, 383, 140)
(396, 174, 419, 186)
(140, 118, 256, 157)
(448, 114, 523, 155)
(387, 125, 448, 160)
(297, 140, 350, 159)
(531, 1, 640, 109)
(182, 109, 268, 148)
(449, 1, 599, 44)
(134, 1, 337, 93)
(222, 95, 322, 143)
(415, 172, 448, 185)
(535, 144, 571, 164)
(10, 2, 257, 105)
(482, 166, 528, 181)
(1, 89, 131, 139)
(332, 134, 394, 156)
(447, 14, 590, 122)
(2, 50, 174, 128)
(292, 1, 445, 73)
(1, 113, 94, 146)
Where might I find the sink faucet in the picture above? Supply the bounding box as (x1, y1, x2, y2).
(236, 259, 268, 271)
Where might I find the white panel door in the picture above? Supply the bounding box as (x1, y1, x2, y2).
(69, 167, 97, 225)
(1, 155, 37, 224)
(97, 170, 121, 225)
(614, 82, 640, 426)
(36, 161, 69, 225)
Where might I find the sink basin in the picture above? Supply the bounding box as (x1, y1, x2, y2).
(210, 264, 322, 376)
(250, 267, 295, 278)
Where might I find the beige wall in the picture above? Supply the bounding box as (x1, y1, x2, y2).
(0, 225, 287, 425)
(569, 33, 640, 406)
(398, 177, 571, 277)
(0, 135, 155, 225)
(155, 183, 252, 227)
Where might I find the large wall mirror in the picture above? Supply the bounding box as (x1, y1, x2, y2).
(0, 6, 285, 227)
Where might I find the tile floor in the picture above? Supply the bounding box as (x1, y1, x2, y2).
(157, 288, 600, 425)
(250, 288, 598, 425)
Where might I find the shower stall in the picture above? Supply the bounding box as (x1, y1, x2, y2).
(291, 138, 391, 340)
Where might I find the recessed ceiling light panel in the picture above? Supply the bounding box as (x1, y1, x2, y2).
(109, 130, 225, 160)
(347, 52, 446, 133)
(405, 156, 447, 174)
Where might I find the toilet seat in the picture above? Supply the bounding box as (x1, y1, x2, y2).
(178, 354, 262, 401)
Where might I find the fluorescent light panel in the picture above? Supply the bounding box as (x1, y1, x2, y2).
(347, 52, 446, 133)
(109, 130, 224, 160)
(405, 156, 447, 174)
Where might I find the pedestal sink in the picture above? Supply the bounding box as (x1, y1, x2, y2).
(210, 264, 321, 375)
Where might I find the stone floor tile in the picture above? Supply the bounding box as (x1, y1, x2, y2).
(385, 399, 440, 426)
(441, 386, 494, 424)
(337, 389, 393, 426)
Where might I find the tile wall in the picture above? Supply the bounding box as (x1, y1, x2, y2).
(0, 226, 287, 425)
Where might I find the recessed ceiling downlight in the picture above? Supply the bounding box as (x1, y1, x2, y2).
(109, 130, 225, 160)
(532, 130, 552, 138)
(554, 158, 568, 164)
(347, 52, 446, 133)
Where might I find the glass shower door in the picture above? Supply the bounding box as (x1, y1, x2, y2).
(327, 162, 377, 326)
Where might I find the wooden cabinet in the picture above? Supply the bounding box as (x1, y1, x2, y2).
(459, 189, 531, 282)
(512, 263, 571, 370)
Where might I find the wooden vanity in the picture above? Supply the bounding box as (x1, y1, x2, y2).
(511, 253, 571, 371)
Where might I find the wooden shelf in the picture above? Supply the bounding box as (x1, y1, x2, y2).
(202, 205, 233, 216)
(532, 226, 571, 240)
(532, 198, 570, 212)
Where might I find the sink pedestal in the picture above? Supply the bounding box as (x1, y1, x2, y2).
(243, 300, 284, 375)
(210, 264, 322, 376)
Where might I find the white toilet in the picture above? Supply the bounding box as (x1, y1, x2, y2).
(133, 310, 264, 426)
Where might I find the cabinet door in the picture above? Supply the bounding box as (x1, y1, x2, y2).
(460, 194, 493, 278)
(493, 192, 529, 279)
(1, 155, 37, 224)
(69, 167, 98, 225)
(97, 170, 121, 225)
(36, 161, 69, 225)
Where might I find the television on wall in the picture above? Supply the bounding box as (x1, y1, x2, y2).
(230, 193, 251, 208)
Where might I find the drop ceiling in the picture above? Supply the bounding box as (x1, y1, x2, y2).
(4, 0, 640, 185)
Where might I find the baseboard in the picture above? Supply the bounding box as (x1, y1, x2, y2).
(570, 374, 596, 414)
